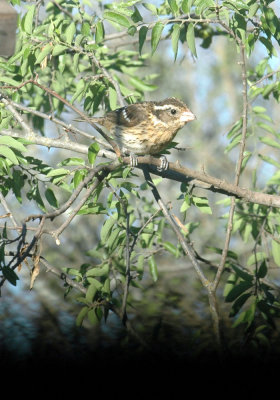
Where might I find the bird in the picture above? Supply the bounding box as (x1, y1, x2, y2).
(75, 97, 196, 170)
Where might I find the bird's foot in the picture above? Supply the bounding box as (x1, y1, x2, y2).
(157, 155, 169, 172)
(129, 153, 138, 167)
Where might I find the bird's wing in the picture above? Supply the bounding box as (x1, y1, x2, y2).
(106, 104, 147, 128)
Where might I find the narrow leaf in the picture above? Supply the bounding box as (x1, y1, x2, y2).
(23, 5, 35, 34)
(0, 145, 18, 164)
(272, 239, 280, 267)
(171, 23, 181, 60)
(95, 21, 104, 44)
(149, 255, 158, 282)
(151, 22, 164, 54)
(186, 23, 197, 57)
(139, 25, 148, 54)
(88, 142, 100, 165)
(103, 11, 131, 28)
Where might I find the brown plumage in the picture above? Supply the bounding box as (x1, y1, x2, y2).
(75, 97, 196, 169)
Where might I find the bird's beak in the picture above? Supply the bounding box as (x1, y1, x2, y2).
(180, 110, 196, 123)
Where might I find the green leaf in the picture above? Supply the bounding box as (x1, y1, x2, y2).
(230, 293, 251, 317)
(23, 5, 35, 34)
(192, 196, 212, 214)
(0, 136, 27, 152)
(47, 168, 69, 177)
(88, 142, 100, 165)
(163, 241, 178, 256)
(257, 261, 267, 278)
(171, 23, 181, 60)
(86, 281, 98, 303)
(186, 23, 197, 57)
(86, 264, 109, 277)
(151, 22, 164, 54)
(272, 239, 280, 267)
(76, 306, 89, 327)
(181, 0, 193, 13)
(127, 25, 137, 36)
(65, 22, 76, 44)
(258, 154, 280, 169)
(95, 21, 105, 44)
(0, 145, 18, 164)
(35, 43, 53, 65)
(100, 217, 116, 243)
(142, 3, 158, 15)
(248, 3, 259, 18)
(45, 188, 58, 208)
(2, 266, 19, 286)
(52, 44, 67, 57)
(231, 265, 253, 282)
(139, 25, 148, 54)
(225, 280, 252, 303)
(131, 6, 143, 23)
(129, 76, 157, 92)
(59, 157, 85, 167)
(103, 11, 131, 28)
(168, 0, 179, 15)
(247, 252, 266, 267)
(149, 255, 158, 282)
(259, 136, 280, 149)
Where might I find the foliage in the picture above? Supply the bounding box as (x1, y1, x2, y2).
(1, 0, 280, 359)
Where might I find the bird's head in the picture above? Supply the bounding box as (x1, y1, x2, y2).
(152, 97, 196, 130)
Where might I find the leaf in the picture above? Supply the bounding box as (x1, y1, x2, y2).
(186, 23, 197, 57)
(149, 255, 158, 282)
(139, 25, 148, 54)
(259, 136, 280, 149)
(35, 43, 53, 65)
(168, 0, 179, 15)
(142, 3, 158, 15)
(230, 293, 251, 317)
(88, 142, 100, 165)
(163, 241, 178, 256)
(23, 5, 35, 34)
(100, 217, 116, 243)
(45, 188, 58, 208)
(247, 252, 266, 266)
(192, 196, 212, 214)
(181, 0, 192, 13)
(64, 21, 76, 44)
(76, 306, 89, 327)
(52, 44, 67, 57)
(171, 23, 181, 60)
(95, 21, 105, 44)
(86, 281, 98, 303)
(248, 3, 259, 18)
(47, 168, 69, 177)
(225, 281, 252, 303)
(2, 266, 19, 286)
(129, 76, 157, 92)
(272, 239, 280, 267)
(151, 22, 164, 54)
(86, 264, 109, 277)
(258, 154, 280, 169)
(0, 136, 27, 152)
(257, 261, 268, 278)
(103, 11, 131, 28)
(0, 145, 18, 164)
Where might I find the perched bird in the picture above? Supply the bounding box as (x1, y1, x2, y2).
(75, 97, 196, 170)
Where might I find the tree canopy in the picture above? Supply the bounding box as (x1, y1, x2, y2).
(1, 0, 280, 366)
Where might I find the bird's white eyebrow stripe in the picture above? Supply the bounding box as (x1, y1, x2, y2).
(122, 107, 131, 122)
(154, 104, 176, 110)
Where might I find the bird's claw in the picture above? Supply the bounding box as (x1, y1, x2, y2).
(157, 155, 169, 172)
(129, 153, 138, 167)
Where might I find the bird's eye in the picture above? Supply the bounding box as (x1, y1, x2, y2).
(171, 109, 177, 115)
